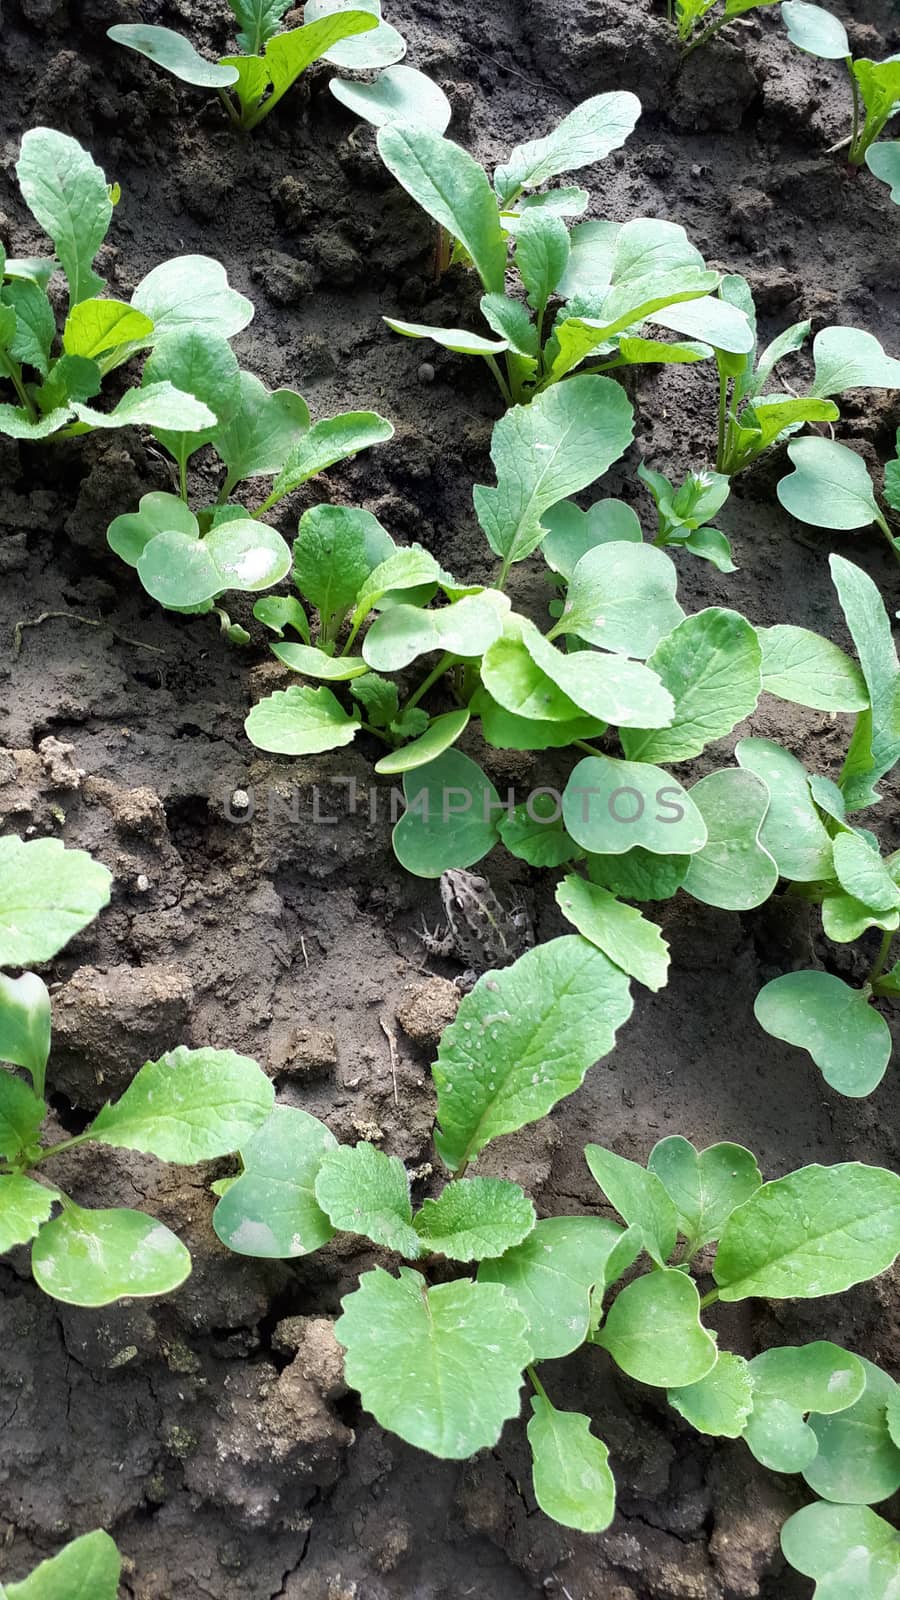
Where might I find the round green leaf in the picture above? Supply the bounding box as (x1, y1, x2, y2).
(744, 1343, 867, 1473)
(306, 0, 405, 68)
(563, 755, 707, 857)
(472, 687, 606, 751)
(0, 1174, 55, 1254)
(777, 439, 884, 531)
(621, 608, 762, 763)
(433, 935, 633, 1173)
(781, 1502, 900, 1600)
(759, 624, 869, 712)
(555, 874, 669, 992)
(87, 1045, 274, 1161)
(598, 1270, 717, 1387)
(586, 845, 689, 901)
(362, 592, 505, 671)
(132, 255, 253, 340)
(714, 1162, 900, 1301)
(497, 794, 583, 868)
(210, 371, 310, 482)
(108, 491, 199, 567)
(202, 519, 292, 593)
(811, 327, 900, 399)
(392, 748, 500, 877)
(682, 768, 778, 911)
(736, 737, 833, 881)
(866, 142, 900, 204)
(32, 1206, 191, 1306)
(315, 1142, 420, 1256)
(245, 684, 361, 755)
(556, 542, 684, 658)
(648, 1135, 762, 1249)
(541, 498, 642, 580)
(781, 1, 850, 58)
(478, 1216, 627, 1359)
(528, 1397, 616, 1533)
(413, 1177, 535, 1262)
(5, 1528, 121, 1600)
(668, 1351, 754, 1438)
(374, 710, 470, 775)
(805, 1358, 900, 1505)
(107, 23, 240, 86)
(330, 64, 452, 132)
(754, 971, 892, 1097)
(336, 1266, 531, 1457)
(213, 1105, 337, 1259)
(138, 530, 221, 607)
(0, 836, 111, 966)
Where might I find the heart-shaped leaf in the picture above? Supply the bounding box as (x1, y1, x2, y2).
(330, 64, 452, 131)
(744, 1343, 867, 1472)
(392, 748, 501, 877)
(754, 971, 892, 1097)
(478, 1216, 626, 1358)
(598, 1270, 717, 1386)
(132, 255, 253, 340)
(805, 1357, 900, 1504)
(648, 1135, 762, 1249)
(563, 755, 707, 856)
(777, 438, 886, 531)
(683, 768, 778, 910)
(781, 1502, 900, 1600)
(213, 1105, 336, 1258)
(554, 542, 684, 658)
(32, 1205, 191, 1306)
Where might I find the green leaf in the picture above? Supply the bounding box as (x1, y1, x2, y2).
(108, 492, 198, 567)
(62, 297, 154, 363)
(648, 1136, 762, 1249)
(218, 53, 272, 117)
(0, 973, 51, 1085)
(107, 23, 240, 85)
(0, 1174, 55, 1254)
(35, 353, 100, 409)
(257, 12, 380, 121)
(254, 595, 310, 642)
(480, 293, 540, 360)
(293, 503, 394, 631)
(781, 1503, 900, 1600)
(377, 123, 507, 293)
(805, 1358, 900, 1504)
(514, 211, 571, 313)
(494, 91, 641, 205)
(305, 0, 404, 68)
(210, 371, 309, 483)
(555, 875, 669, 992)
(866, 141, 900, 203)
(87, 1045, 274, 1161)
(834, 832, 900, 913)
(887, 1388, 900, 1448)
(138, 521, 291, 607)
(559, 216, 704, 303)
(245, 684, 360, 754)
(478, 1216, 626, 1358)
(541, 498, 642, 579)
(584, 1143, 677, 1265)
(272, 643, 368, 681)
(433, 936, 633, 1173)
(714, 1162, 900, 1300)
(271, 411, 394, 502)
(527, 1397, 616, 1533)
(682, 769, 778, 911)
(0, 836, 111, 966)
(668, 1352, 754, 1437)
(781, 1, 850, 58)
(2, 280, 55, 375)
(586, 846, 689, 902)
(759, 624, 869, 712)
(73, 381, 216, 434)
(351, 545, 441, 623)
(0, 404, 75, 440)
(497, 794, 583, 868)
(555, 542, 684, 658)
(472, 687, 606, 752)
(481, 623, 667, 729)
(744, 1342, 867, 1472)
(384, 321, 506, 361)
(651, 294, 755, 354)
(330, 64, 451, 132)
(213, 1105, 336, 1258)
(598, 1270, 717, 1387)
(392, 748, 500, 878)
(362, 592, 505, 672)
(413, 1177, 535, 1261)
(16, 128, 112, 306)
(4, 1529, 121, 1600)
(143, 327, 240, 467)
(831, 554, 900, 810)
(811, 327, 900, 398)
(754, 971, 892, 1097)
(132, 255, 253, 340)
(621, 609, 762, 763)
(0, 1072, 45, 1163)
(315, 1142, 420, 1255)
(735, 738, 833, 880)
(374, 709, 470, 775)
(229, 0, 291, 52)
(31, 1205, 191, 1306)
(617, 335, 712, 366)
(336, 1266, 531, 1456)
(562, 755, 707, 857)
(777, 438, 885, 531)
(473, 376, 634, 565)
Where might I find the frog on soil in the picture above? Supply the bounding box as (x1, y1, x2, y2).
(419, 868, 534, 989)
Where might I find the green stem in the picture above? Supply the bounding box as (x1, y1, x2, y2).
(403, 652, 458, 713)
(7, 361, 37, 419)
(358, 721, 393, 746)
(178, 454, 188, 504)
(217, 88, 242, 130)
(698, 1288, 719, 1311)
(716, 369, 730, 473)
(485, 354, 514, 407)
(574, 739, 604, 756)
(683, 12, 730, 56)
(527, 1364, 550, 1404)
(874, 508, 900, 566)
(847, 61, 863, 163)
(867, 929, 895, 987)
(30, 1132, 92, 1166)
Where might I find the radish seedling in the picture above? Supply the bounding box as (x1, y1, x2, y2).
(108, 0, 424, 132)
(782, 3, 900, 176)
(211, 944, 900, 1584)
(377, 101, 756, 404)
(0, 1529, 121, 1598)
(0, 130, 251, 444)
(0, 835, 274, 1305)
(106, 350, 393, 634)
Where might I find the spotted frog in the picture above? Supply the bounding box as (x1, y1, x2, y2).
(420, 869, 534, 988)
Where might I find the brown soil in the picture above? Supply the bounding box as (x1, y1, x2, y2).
(1, 0, 899, 1593)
